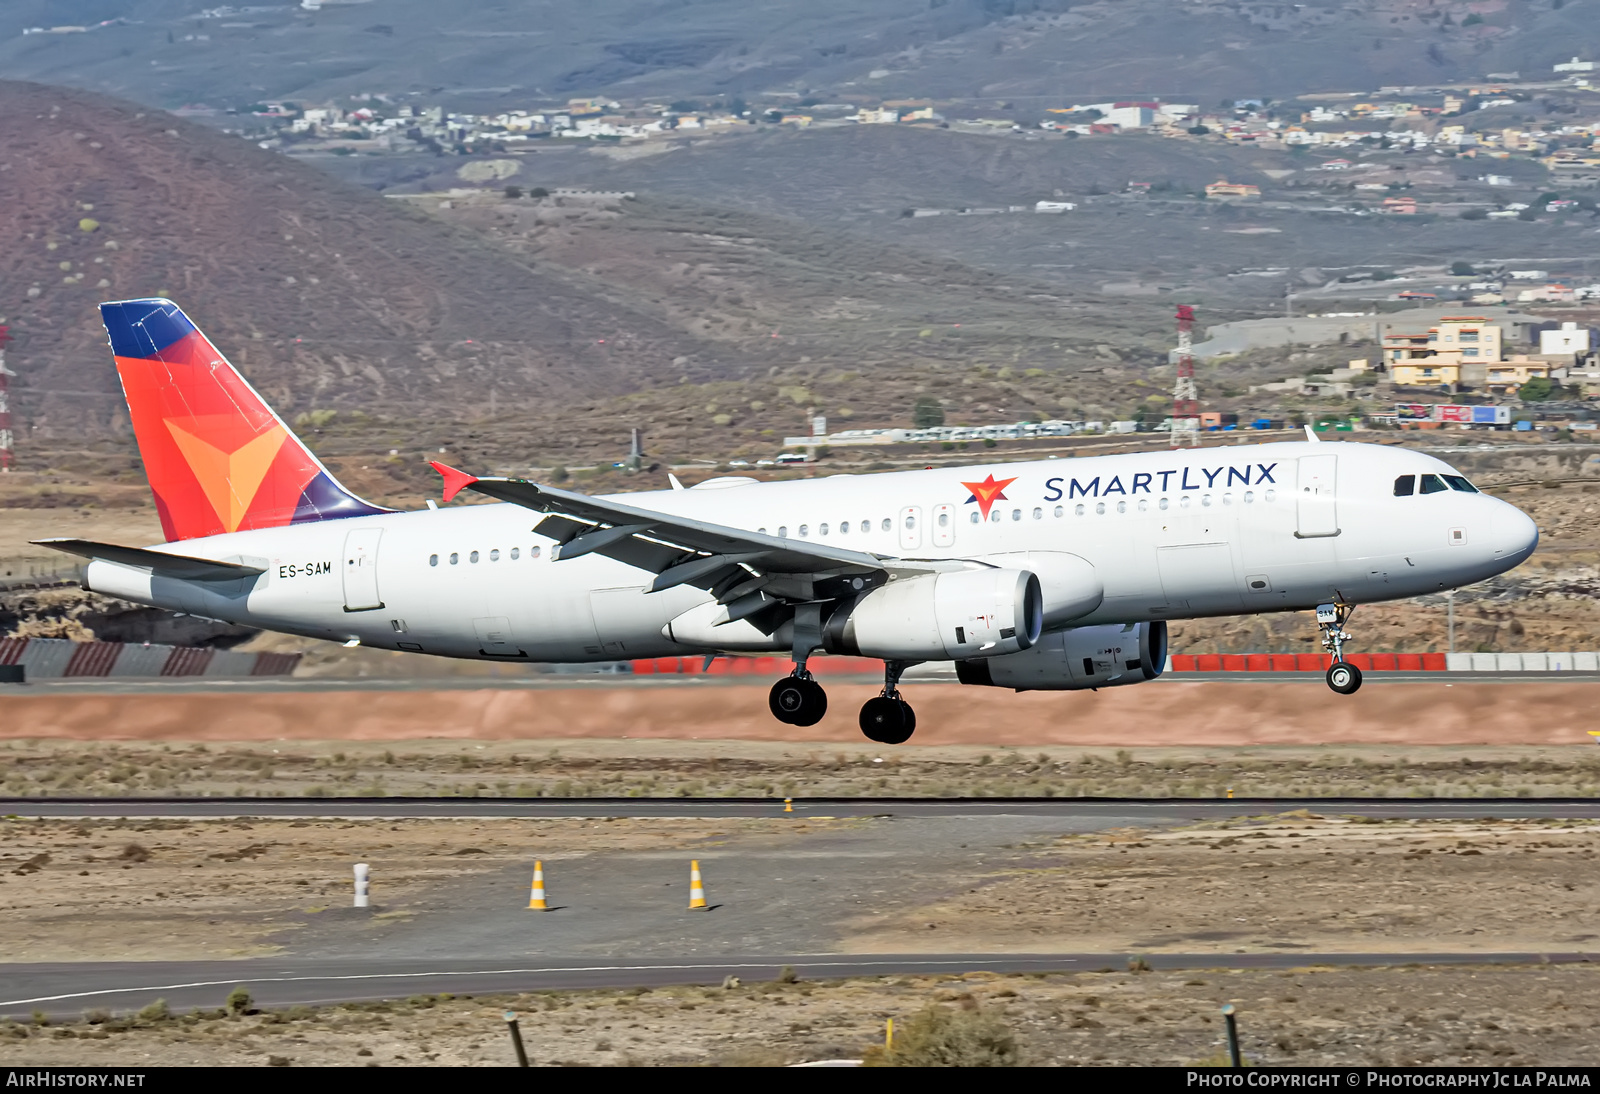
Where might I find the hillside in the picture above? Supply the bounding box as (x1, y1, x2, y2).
(0, 79, 741, 466)
(2, 1, 1597, 111)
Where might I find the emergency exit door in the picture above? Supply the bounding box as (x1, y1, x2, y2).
(341, 528, 384, 611)
(1295, 455, 1339, 538)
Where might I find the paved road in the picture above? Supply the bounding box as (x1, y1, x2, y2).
(3, 951, 1594, 1019)
(6, 797, 1600, 821)
(1, 671, 1593, 695)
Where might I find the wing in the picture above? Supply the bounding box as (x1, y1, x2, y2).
(34, 538, 267, 583)
(432, 463, 948, 628)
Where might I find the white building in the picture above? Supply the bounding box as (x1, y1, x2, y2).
(1107, 105, 1155, 129)
(1554, 57, 1596, 73)
(1541, 322, 1595, 355)
(1035, 200, 1077, 212)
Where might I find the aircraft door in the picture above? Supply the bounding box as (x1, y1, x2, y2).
(898, 506, 923, 552)
(1295, 455, 1340, 538)
(341, 528, 384, 611)
(931, 503, 956, 548)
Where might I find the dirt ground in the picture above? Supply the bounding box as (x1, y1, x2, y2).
(1, 961, 1597, 1067)
(0, 816, 791, 963)
(846, 813, 1600, 956)
(4, 813, 1598, 965)
(3, 680, 1600, 749)
(3, 738, 1600, 800)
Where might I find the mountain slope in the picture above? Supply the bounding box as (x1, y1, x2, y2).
(1, 1, 1595, 110)
(0, 79, 741, 453)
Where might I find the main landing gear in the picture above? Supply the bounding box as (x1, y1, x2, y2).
(769, 672, 827, 727)
(771, 604, 829, 727)
(859, 660, 916, 745)
(1317, 600, 1363, 695)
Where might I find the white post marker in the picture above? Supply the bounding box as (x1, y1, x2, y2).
(354, 862, 370, 908)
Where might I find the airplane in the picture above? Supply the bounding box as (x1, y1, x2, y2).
(37, 299, 1538, 744)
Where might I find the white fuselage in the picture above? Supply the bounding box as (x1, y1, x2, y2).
(84, 440, 1538, 663)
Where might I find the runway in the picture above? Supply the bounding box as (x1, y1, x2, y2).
(6, 796, 1600, 820)
(4, 951, 1595, 1019)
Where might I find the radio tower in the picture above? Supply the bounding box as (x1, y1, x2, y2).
(0, 324, 13, 472)
(1171, 304, 1199, 448)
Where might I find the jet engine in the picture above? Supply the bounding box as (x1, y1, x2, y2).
(955, 621, 1167, 691)
(829, 567, 1043, 661)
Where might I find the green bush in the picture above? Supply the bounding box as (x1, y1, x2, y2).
(135, 999, 170, 1023)
(226, 987, 252, 1015)
(863, 1000, 1018, 1067)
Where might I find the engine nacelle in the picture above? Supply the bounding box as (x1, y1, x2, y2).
(956, 621, 1167, 691)
(830, 567, 1043, 661)
(975, 551, 1102, 627)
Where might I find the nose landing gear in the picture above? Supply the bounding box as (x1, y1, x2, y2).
(859, 660, 917, 744)
(1316, 600, 1363, 695)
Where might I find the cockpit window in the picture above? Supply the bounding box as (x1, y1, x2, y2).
(1419, 473, 1448, 494)
(1443, 475, 1479, 493)
(1393, 475, 1415, 497)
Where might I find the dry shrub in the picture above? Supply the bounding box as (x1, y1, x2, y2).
(118, 843, 150, 862)
(863, 998, 1018, 1067)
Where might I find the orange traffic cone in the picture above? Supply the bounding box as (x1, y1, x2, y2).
(528, 861, 548, 911)
(688, 859, 708, 910)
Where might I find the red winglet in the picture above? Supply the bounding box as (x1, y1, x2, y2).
(430, 461, 479, 504)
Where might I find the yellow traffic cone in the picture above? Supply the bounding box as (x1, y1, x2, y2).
(528, 860, 548, 911)
(688, 859, 708, 910)
(784, 797, 793, 813)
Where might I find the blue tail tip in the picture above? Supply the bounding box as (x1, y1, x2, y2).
(100, 298, 195, 359)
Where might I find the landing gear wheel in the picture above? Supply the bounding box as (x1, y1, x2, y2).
(859, 696, 916, 744)
(769, 676, 827, 726)
(1326, 661, 1362, 695)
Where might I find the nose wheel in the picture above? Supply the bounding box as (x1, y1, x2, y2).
(769, 674, 827, 726)
(1326, 661, 1362, 694)
(859, 659, 918, 744)
(1316, 600, 1363, 695)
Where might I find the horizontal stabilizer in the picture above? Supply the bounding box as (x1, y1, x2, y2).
(33, 539, 266, 583)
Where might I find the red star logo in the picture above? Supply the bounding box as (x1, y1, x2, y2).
(961, 474, 1017, 519)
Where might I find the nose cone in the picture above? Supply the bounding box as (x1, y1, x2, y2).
(1490, 502, 1538, 569)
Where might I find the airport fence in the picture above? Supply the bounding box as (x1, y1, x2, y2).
(0, 637, 300, 680)
(1167, 652, 1599, 672)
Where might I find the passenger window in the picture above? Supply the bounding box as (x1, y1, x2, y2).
(1443, 475, 1479, 493)
(470, 550, 480, 563)
(1393, 475, 1415, 496)
(530, 546, 541, 558)
(1117, 500, 1127, 513)
(1074, 504, 1085, 516)
(1419, 474, 1448, 494)
(490, 549, 500, 561)
(778, 526, 788, 537)
(1054, 505, 1064, 518)
(1032, 508, 1042, 520)
(449, 552, 459, 565)
(510, 548, 520, 560)
(903, 515, 915, 529)
(820, 523, 829, 535)
(860, 520, 870, 533)
(1159, 497, 1169, 511)
(429, 554, 439, 567)
(970, 511, 980, 524)
(881, 518, 891, 532)
(839, 521, 848, 534)
(1011, 509, 1021, 521)
(1095, 502, 1105, 515)
(799, 524, 809, 537)
(990, 510, 1001, 523)
(937, 512, 949, 527)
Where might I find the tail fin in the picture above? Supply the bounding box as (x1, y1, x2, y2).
(100, 298, 388, 542)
